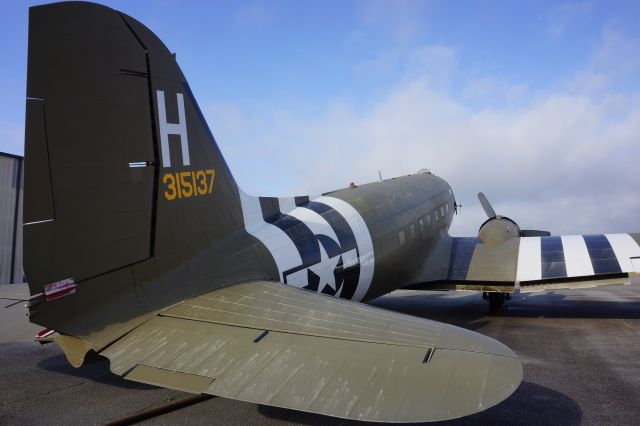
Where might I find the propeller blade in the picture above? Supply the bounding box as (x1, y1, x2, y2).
(478, 192, 497, 218)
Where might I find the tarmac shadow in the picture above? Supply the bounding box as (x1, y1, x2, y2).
(257, 381, 582, 426)
(438, 381, 582, 426)
(370, 290, 640, 325)
(502, 292, 640, 319)
(369, 293, 489, 328)
(37, 352, 156, 390)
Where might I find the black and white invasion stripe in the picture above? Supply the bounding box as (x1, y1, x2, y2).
(239, 191, 375, 301)
(517, 233, 640, 282)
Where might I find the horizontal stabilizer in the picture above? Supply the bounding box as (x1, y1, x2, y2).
(0, 283, 30, 302)
(101, 281, 522, 422)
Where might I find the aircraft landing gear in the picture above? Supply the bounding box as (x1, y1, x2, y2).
(482, 292, 511, 313)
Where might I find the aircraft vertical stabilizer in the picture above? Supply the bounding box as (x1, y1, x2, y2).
(24, 2, 276, 337)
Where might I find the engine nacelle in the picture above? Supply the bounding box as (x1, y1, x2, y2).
(478, 216, 520, 246)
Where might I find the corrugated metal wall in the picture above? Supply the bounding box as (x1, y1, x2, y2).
(0, 153, 24, 284)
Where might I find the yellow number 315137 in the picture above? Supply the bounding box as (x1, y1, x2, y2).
(163, 169, 215, 201)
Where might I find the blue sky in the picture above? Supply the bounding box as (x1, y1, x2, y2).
(1, 0, 639, 235)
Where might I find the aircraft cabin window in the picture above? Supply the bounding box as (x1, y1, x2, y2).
(399, 230, 406, 246)
(410, 224, 416, 239)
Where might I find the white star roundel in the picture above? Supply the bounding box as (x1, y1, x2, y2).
(239, 191, 375, 301)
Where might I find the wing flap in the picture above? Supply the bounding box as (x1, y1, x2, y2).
(126, 364, 214, 393)
(519, 274, 629, 293)
(101, 281, 522, 422)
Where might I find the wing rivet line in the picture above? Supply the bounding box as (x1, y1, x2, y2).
(253, 330, 269, 343)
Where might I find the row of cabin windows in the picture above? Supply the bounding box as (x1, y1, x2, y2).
(398, 202, 451, 246)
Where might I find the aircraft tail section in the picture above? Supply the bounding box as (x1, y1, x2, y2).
(23, 2, 261, 335)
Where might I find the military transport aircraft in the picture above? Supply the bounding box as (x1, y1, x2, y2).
(18, 1, 639, 423)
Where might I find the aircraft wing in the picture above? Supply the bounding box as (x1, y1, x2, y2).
(100, 280, 521, 422)
(516, 233, 640, 292)
(416, 233, 640, 293)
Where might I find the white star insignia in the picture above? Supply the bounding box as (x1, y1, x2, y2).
(308, 241, 341, 292)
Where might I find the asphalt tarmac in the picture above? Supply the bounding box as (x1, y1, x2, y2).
(1, 279, 639, 425)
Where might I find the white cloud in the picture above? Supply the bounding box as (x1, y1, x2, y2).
(461, 78, 530, 105)
(211, 32, 640, 238)
(234, 0, 278, 28)
(403, 45, 457, 87)
(354, 0, 432, 43)
(214, 78, 640, 235)
(548, 2, 592, 39)
(569, 23, 640, 93)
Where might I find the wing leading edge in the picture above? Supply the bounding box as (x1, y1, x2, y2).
(100, 281, 522, 422)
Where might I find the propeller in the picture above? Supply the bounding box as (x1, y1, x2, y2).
(477, 192, 497, 218)
(477, 192, 550, 238)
